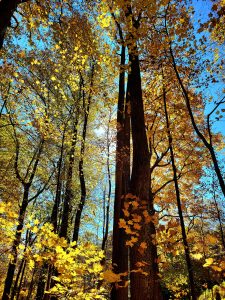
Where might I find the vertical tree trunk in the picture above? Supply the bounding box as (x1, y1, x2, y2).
(168, 40, 225, 199)
(111, 44, 130, 300)
(59, 119, 78, 239)
(102, 112, 112, 251)
(35, 264, 47, 300)
(162, 82, 196, 300)
(2, 187, 29, 300)
(128, 52, 162, 300)
(72, 65, 94, 243)
(212, 177, 225, 250)
(16, 260, 26, 300)
(51, 128, 66, 232)
(10, 258, 25, 300)
(26, 267, 36, 300)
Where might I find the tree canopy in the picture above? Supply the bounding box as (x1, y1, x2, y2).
(0, 0, 225, 299)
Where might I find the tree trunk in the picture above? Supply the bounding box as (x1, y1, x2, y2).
(111, 44, 130, 300)
(51, 128, 66, 232)
(162, 82, 196, 300)
(35, 263, 47, 300)
(26, 267, 36, 300)
(168, 41, 225, 199)
(59, 120, 78, 239)
(129, 52, 162, 300)
(16, 260, 26, 300)
(72, 66, 94, 243)
(102, 112, 112, 251)
(2, 187, 29, 300)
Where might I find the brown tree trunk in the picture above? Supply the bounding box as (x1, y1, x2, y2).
(162, 82, 196, 300)
(111, 44, 130, 300)
(72, 65, 94, 243)
(212, 177, 225, 250)
(16, 260, 26, 300)
(168, 38, 225, 199)
(10, 230, 29, 300)
(2, 187, 29, 300)
(102, 112, 112, 251)
(26, 266, 36, 300)
(51, 128, 66, 232)
(128, 51, 162, 300)
(59, 120, 78, 239)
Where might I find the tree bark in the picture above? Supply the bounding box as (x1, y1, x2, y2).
(59, 119, 78, 239)
(168, 38, 225, 199)
(162, 82, 197, 300)
(111, 44, 130, 300)
(2, 187, 29, 300)
(51, 129, 66, 232)
(72, 65, 94, 243)
(128, 51, 162, 300)
(102, 112, 112, 251)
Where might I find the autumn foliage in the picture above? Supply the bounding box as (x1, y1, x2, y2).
(0, 0, 225, 299)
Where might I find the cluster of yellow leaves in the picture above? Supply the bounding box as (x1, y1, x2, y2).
(203, 257, 225, 274)
(26, 223, 106, 299)
(118, 193, 159, 248)
(0, 202, 18, 251)
(165, 273, 189, 299)
(198, 281, 225, 300)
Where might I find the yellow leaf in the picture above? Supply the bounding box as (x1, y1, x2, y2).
(103, 270, 121, 283)
(192, 253, 203, 260)
(211, 265, 222, 272)
(126, 237, 138, 247)
(118, 219, 127, 229)
(203, 258, 214, 267)
(133, 223, 141, 230)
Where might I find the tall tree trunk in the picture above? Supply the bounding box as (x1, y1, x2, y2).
(167, 36, 225, 199)
(36, 130, 66, 300)
(102, 112, 112, 251)
(59, 119, 78, 239)
(111, 44, 130, 300)
(162, 82, 196, 300)
(72, 65, 94, 242)
(2, 186, 29, 300)
(16, 260, 26, 300)
(212, 177, 225, 249)
(11, 230, 29, 300)
(35, 264, 47, 300)
(26, 266, 36, 300)
(128, 51, 161, 300)
(51, 128, 66, 232)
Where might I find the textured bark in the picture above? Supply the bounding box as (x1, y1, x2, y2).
(51, 129, 66, 232)
(35, 263, 47, 300)
(16, 260, 26, 300)
(2, 187, 29, 300)
(10, 230, 29, 300)
(102, 112, 112, 251)
(26, 267, 36, 300)
(59, 120, 78, 239)
(111, 44, 130, 300)
(162, 83, 196, 300)
(0, 0, 28, 49)
(72, 66, 94, 243)
(128, 52, 162, 300)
